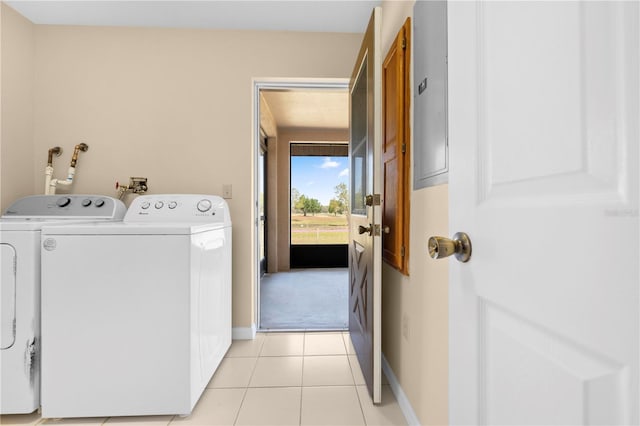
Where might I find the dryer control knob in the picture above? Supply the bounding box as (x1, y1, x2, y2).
(95, 199, 105, 208)
(56, 197, 71, 208)
(81, 199, 92, 207)
(168, 201, 178, 209)
(197, 199, 212, 212)
(141, 202, 150, 210)
(155, 201, 164, 209)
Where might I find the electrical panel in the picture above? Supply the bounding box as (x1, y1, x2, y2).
(413, 1, 449, 189)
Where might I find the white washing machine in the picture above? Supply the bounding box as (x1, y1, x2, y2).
(0, 195, 126, 414)
(40, 194, 232, 418)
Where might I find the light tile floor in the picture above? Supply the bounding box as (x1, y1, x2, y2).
(1, 332, 407, 426)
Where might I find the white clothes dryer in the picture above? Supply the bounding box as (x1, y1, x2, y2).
(0, 195, 126, 414)
(40, 194, 232, 418)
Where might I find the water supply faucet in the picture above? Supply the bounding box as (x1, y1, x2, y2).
(69, 143, 89, 167)
(44, 147, 63, 193)
(116, 177, 148, 200)
(47, 146, 62, 167)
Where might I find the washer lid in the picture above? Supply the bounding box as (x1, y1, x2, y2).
(41, 221, 227, 236)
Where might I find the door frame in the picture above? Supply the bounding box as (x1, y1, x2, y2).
(259, 133, 268, 277)
(252, 79, 349, 331)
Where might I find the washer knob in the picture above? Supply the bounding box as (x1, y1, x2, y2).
(95, 199, 105, 208)
(141, 201, 150, 210)
(82, 199, 92, 207)
(155, 201, 164, 209)
(168, 201, 178, 209)
(197, 199, 212, 212)
(56, 197, 71, 207)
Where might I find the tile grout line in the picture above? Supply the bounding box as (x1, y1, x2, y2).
(254, 333, 266, 358)
(232, 337, 263, 426)
(353, 383, 369, 426)
(299, 386, 305, 426)
(345, 331, 368, 425)
(219, 383, 367, 391)
(299, 332, 307, 425)
(232, 349, 262, 426)
(231, 387, 250, 426)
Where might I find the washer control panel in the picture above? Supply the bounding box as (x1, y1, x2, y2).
(2, 195, 126, 219)
(125, 194, 230, 225)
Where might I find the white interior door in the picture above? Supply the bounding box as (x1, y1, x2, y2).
(447, 2, 639, 424)
(349, 6, 382, 404)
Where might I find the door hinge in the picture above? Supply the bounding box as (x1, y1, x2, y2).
(400, 246, 405, 257)
(401, 143, 406, 154)
(365, 194, 382, 207)
(402, 37, 407, 50)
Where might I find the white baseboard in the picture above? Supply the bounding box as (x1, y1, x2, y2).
(382, 352, 421, 426)
(232, 324, 257, 340)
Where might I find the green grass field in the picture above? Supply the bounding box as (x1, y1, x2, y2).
(291, 213, 348, 244)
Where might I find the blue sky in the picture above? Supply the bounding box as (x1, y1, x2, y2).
(291, 156, 348, 206)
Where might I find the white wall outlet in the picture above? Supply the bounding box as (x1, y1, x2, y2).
(222, 184, 232, 199)
(402, 313, 409, 341)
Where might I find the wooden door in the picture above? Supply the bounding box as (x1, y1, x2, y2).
(447, 2, 639, 424)
(349, 6, 382, 404)
(382, 18, 411, 274)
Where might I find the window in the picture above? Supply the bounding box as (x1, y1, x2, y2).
(289, 143, 349, 269)
(290, 144, 348, 245)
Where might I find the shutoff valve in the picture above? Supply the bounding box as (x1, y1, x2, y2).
(116, 177, 148, 200)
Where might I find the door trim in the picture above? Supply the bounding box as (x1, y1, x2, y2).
(253, 79, 349, 331)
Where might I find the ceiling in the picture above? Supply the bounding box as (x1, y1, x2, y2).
(6, 0, 364, 133)
(5, 0, 380, 33)
(261, 89, 349, 134)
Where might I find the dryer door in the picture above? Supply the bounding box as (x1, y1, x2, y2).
(1, 244, 16, 349)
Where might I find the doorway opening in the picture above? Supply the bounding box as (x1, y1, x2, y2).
(254, 81, 349, 331)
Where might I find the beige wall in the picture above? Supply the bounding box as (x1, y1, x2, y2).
(5, 17, 360, 330)
(1, 3, 35, 211)
(2, 2, 450, 421)
(380, 1, 449, 425)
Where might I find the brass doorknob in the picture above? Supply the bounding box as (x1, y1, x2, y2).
(428, 232, 472, 263)
(358, 225, 372, 236)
